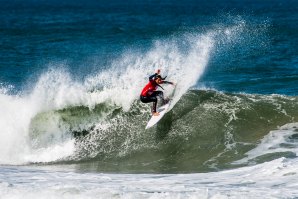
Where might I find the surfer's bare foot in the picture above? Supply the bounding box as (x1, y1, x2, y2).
(152, 112, 160, 116)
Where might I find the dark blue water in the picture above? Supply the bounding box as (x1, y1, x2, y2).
(0, 0, 297, 94)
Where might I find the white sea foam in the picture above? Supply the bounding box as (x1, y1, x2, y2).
(234, 122, 298, 164)
(0, 156, 297, 199)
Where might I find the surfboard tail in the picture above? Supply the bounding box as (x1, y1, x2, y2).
(145, 102, 171, 129)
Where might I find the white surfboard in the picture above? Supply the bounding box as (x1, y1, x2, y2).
(145, 102, 171, 129)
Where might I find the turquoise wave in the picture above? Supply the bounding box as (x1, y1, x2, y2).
(28, 90, 298, 173)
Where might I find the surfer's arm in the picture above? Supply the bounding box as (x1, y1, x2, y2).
(162, 80, 175, 85)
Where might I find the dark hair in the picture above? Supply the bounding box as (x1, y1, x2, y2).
(155, 75, 167, 80)
(155, 75, 162, 79)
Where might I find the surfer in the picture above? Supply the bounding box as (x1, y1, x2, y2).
(140, 69, 175, 116)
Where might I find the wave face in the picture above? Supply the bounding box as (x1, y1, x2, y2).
(25, 90, 298, 173)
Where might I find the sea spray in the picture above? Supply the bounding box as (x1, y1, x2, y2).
(0, 91, 32, 164)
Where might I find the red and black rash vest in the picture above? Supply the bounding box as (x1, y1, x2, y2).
(140, 73, 172, 97)
(140, 78, 158, 97)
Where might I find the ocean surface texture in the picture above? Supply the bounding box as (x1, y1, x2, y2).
(0, 0, 298, 198)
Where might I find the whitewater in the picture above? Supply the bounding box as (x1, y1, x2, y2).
(1, 147, 298, 198)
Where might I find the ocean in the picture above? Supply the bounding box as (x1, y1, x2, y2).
(0, 0, 298, 198)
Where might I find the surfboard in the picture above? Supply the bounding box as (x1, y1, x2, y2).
(145, 101, 171, 129)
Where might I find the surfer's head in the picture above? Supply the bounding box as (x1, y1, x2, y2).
(154, 75, 162, 84)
